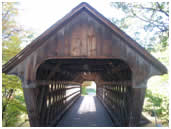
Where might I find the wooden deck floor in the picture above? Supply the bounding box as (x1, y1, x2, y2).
(57, 95, 113, 127)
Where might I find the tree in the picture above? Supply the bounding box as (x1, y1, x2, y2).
(81, 81, 94, 95)
(2, 2, 34, 126)
(110, 2, 169, 52)
(82, 81, 93, 87)
(110, 2, 169, 126)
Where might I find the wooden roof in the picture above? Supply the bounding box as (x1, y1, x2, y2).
(2, 2, 167, 74)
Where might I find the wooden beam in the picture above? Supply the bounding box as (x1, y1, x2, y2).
(111, 64, 129, 73)
(35, 80, 80, 86)
(98, 81, 132, 86)
(23, 87, 41, 126)
(47, 64, 61, 80)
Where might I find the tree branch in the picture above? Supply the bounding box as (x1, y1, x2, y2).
(140, 4, 169, 17)
(130, 8, 168, 32)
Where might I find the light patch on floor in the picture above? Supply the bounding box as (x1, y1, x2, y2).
(78, 96, 96, 114)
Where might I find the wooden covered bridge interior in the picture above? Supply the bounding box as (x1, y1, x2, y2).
(2, 2, 167, 127)
(36, 59, 132, 126)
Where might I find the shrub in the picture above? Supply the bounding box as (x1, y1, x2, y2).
(143, 89, 169, 125)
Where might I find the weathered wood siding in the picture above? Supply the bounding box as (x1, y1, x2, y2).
(8, 10, 161, 88)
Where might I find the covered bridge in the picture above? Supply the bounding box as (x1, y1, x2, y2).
(2, 2, 167, 127)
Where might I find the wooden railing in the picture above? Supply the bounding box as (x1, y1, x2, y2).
(36, 81, 81, 126)
(97, 81, 132, 126)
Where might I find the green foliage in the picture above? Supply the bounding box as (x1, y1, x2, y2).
(81, 86, 87, 95)
(81, 81, 96, 95)
(81, 87, 96, 95)
(2, 73, 30, 127)
(110, 2, 169, 52)
(2, 74, 27, 126)
(143, 89, 169, 125)
(110, 4, 169, 125)
(2, 2, 33, 127)
(2, 91, 28, 126)
(2, 3, 34, 64)
(82, 81, 93, 87)
(143, 46, 169, 126)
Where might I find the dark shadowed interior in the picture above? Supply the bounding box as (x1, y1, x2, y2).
(35, 59, 132, 126)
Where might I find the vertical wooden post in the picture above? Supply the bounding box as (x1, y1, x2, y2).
(39, 86, 48, 126)
(22, 84, 41, 127)
(128, 87, 146, 126)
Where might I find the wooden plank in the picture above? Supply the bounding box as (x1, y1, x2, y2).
(57, 96, 113, 127)
(35, 81, 80, 86)
(64, 24, 70, 56)
(80, 11, 88, 56)
(23, 88, 41, 127)
(128, 88, 146, 126)
(88, 16, 96, 56)
(51, 94, 80, 126)
(56, 28, 65, 56)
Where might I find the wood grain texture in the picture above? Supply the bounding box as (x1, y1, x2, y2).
(2, 2, 167, 127)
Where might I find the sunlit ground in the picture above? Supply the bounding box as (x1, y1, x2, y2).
(57, 95, 113, 127)
(78, 96, 96, 114)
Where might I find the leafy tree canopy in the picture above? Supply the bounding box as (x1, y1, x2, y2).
(110, 2, 169, 52)
(2, 2, 34, 127)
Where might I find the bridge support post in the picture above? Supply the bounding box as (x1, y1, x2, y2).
(22, 83, 41, 127)
(128, 87, 146, 126)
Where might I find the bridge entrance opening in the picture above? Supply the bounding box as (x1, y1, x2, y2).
(35, 58, 132, 126)
(81, 81, 96, 96)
